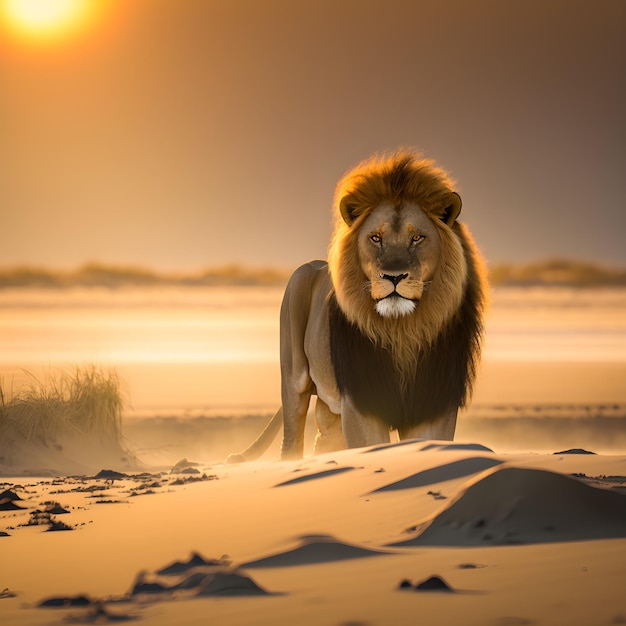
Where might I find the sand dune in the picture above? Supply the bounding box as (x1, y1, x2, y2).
(273, 465, 358, 487)
(131, 563, 270, 598)
(392, 466, 626, 547)
(1, 439, 625, 625)
(371, 456, 504, 491)
(241, 534, 392, 568)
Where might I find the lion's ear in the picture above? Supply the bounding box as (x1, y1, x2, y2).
(441, 192, 462, 226)
(339, 194, 359, 226)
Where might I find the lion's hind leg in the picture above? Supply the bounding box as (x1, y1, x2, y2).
(313, 398, 346, 454)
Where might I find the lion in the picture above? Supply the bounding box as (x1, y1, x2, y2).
(228, 150, 488, 462)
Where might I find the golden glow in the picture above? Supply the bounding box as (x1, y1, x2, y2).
(1, 0, 96, 42)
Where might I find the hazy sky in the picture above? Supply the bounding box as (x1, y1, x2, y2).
(1, 0, 624, 271)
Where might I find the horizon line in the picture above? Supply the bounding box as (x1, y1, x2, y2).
(1, 258, 625, 289)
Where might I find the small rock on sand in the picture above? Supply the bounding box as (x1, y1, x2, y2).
(398, 575, 454, 592)
(38, 595, 92, 607)
(553, 448, 596, 455)
(92, 470, 129, 480)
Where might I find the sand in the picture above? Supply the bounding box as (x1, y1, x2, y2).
(1, 438, 625, 626)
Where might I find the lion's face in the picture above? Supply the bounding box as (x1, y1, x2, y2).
(357, 203, 441, 318)
(328, 152, 473, 361)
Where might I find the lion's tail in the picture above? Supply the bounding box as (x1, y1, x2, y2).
(225, 407, 283, 463)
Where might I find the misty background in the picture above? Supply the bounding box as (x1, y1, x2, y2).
(1, 0, 625, 273)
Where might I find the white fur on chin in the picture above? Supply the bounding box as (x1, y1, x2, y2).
(375, 297, 416, 318)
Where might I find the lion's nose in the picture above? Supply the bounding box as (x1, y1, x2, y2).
(382, 273, 408, 287)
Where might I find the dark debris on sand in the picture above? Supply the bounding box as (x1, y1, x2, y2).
(128, 489, 158, 497)
(553, 448, 596, 455)
(169, 473, 218, 486)
(47, 519, 74, 531)
(92, 470, 129, 480)
(156, 552, 231, 576)
(35, 551, 275, 616)
(42, 500, 70, 514)
(131, 570, 270, 598)
(38, 598, 140, 622)
(53, 484, 108, 495)
(126, 551, 275, 602)
(38, 595, 93, 607)
(130, 552, 270, 599)
(20, 509, 74, 531)
(0, 489, 26, 511)
(131, 554, 271, 598)
(427, 490, 447, 500)
(0, 488, 23, 501)
(399, 576, 455, 592)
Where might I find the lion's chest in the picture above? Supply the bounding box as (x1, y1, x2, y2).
(327, 297, 411, 428)
(325, 295, 467, 429)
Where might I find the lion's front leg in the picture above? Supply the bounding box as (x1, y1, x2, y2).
(340, 397, 391, 449)
(281, 390, 312, 460)
(398, 407, 458, 442)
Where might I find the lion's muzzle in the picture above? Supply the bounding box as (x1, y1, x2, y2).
(370, 272, 422, 317)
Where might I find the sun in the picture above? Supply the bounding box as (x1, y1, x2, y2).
(1, 0, 96, 43)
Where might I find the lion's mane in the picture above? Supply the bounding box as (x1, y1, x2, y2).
(327, 151, 488, 428)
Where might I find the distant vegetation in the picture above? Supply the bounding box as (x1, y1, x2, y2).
(0, 263, 290, 289)
(489, 259, 626, 288)
(0, 259, 624, 289)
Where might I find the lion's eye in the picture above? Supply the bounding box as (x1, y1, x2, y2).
(411, 234, 425, 245)
(370, 234, 382, 244)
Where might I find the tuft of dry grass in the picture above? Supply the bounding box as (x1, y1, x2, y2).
(0, 366, 125, 455)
